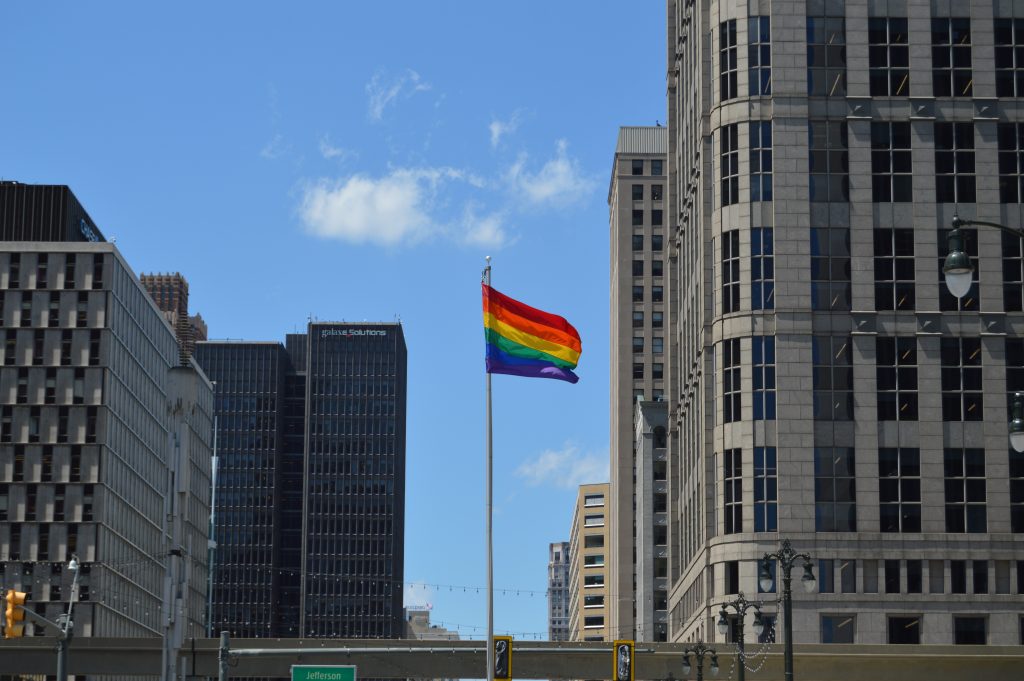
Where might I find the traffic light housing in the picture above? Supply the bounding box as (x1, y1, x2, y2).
(613, 640, 634, 681)
(493, 635, 512, 680)
(4, 589, 26, 638)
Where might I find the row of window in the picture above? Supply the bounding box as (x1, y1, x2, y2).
(629, 159, 664, 176)
(720, 445, 1024, 534)
(720, 120, 1024, 206)
(717, 16, 1024, 101)
(2, 253, 104, 291)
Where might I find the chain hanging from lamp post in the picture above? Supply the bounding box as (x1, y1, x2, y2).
(760, 540, 814, 681)
(716, 592, 763, 681)
(681, 641, 719, 681)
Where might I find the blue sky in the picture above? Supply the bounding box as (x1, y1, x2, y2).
(2, 2, 666, 640)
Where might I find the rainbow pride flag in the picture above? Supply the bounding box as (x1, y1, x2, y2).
(482, 283, 581, 384)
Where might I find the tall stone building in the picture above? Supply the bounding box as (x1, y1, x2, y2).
(547, 541, 570, 641)
(0, 183, 213, 666)
(567, 483, 610, 641)
(667, 0, 1024, 646)
(608, 126, 669, 642)
(195, 322, 407, 639)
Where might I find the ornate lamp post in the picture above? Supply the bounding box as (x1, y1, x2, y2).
(681, 641, 719, 681)
(760, 540, 814, 681)
(942, 215, 1024, 453)
(716, 592, 763, 681)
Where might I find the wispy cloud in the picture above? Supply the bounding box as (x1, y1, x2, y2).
(460, 205, 509, 249)
(504, 139, 595, 207)
(260, 133, 290, 160)
(366, 69, 432, 121)
(515, 443, 608, 489)
(489, 111, 523, 148)
(299, 167, 462, 247)
(318, 135, 351, 161)
(403, 582, 435, 609)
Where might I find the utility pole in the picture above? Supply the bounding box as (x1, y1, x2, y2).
(12, 556, 80, 681)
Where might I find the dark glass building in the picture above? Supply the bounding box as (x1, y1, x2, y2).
(196, 322, 406, 639)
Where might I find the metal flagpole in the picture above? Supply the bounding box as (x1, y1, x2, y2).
(483, 256, 494, 681)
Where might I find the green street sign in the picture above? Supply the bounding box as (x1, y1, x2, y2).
(292, 666, 356, 681)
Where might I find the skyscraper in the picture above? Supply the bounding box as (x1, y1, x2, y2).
(547, 541, 570, 641)
(567, 483, 609, 642)
(196, 321, 407, 639)
(608, 126, 669, 642)
(140, 272, 206, 363)
(667, 0, 1024, 646)
(0, 184, 213, 661)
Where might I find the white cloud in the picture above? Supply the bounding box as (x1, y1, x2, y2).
(403, 582, 435, 609)
(489, 111, 522, 148)
(318, 135, 350, 161)
(299, 167, 462, 247)
(504, 139, 595, 207)
(260, 133, 290, 160)
(366, 69, 432, 121)
(515, 443, 608, 489)
(460, 205, 509, 249)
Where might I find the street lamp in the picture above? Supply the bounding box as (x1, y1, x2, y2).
(943, 215, 1024, 453)
(761, 540, 814, 681)
(681, 641, 719, 681)
(716, 592, 762, 681)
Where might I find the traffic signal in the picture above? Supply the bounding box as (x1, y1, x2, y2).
(4, 589, 26, 638)
(612, 640, 634, 681)
(493, 635, 512, 680)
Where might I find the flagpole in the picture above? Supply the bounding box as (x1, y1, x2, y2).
(483, 256, 494, 681)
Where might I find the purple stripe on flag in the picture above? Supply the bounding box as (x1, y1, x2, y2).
(486, 356, 580, 383)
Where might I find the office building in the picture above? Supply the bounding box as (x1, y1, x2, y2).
(567, 483, 609, 641)
(667, 0, 1024, 646)
(140, 272, 207, 363)
(196, 321, 407, 639)
(0, 183, 213, 662)
(608, 126, 669, 642)
(632, 400, 668, 642)
(404, 607, 459, 641)
(547, 541, 570, 641)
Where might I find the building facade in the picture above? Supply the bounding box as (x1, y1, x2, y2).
(140, 272, 207, 364)
(0, 185, 213, 657)
(633, 400, 668, 642)
(608, 126, 669, 642)
(547, 541, 570, 641)
(667, 0, 1024, 646)
(567, 483, 610, 641)
(196, 321, 407, 639)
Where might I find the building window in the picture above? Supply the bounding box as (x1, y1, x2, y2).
(809, 119, 849, 202)
(752, 336, 775, 420)
(888, 616, 920, 644)
(633, 362, 644, 379)
(584, 595, 605, 607)
(722, 230, 740, 314)
(871, 122, 912, 202)
(724, 448, 742, 534)
(953, 617, 986, 645)
(652, 260, 663, 277)
(813, 336, 853, 421)
(652, 234, 663, 251)
(1003, 231, 1024, 311)
(1011, 445, 1024, 533)
(651, 209, 663, 226)
(815, 446, 856, 531)
(633, 311, 644, 328)
(998, 123, 1024, 204)
(651, 159, 663, 176)
(652, 312, 663, 328)
(811, 225, 851, 310)
(583, 494, 604, 507)
(940, 337, 983, 421)
(584, 514, 604, 527)
(944, 447, 986, 532)
(932, 17, 972, 96)
(885, 559, 901, 593)
(632, 159, 644, 175)
(821, 615, 855, 643)
(952, 559, 969, 593)
(583, 554, 605, 567)
(632, 184, 643, 200)
(721, 124, 739, 206)
(652, 285, 663, 302)
(750, 121, 772, 201)
(753, 446, 777, 532)
(751, 227, 774, 310)
(807, 14, 847, 97)
(907, 559, 923, 593)
(722, 337, 741, 423)
(632, 260, 644, 277)
(876, 337, 918, 421)
(935, 122, 976, 203)
(749, 16, 771, 96)
(720, 19, 738, 101)
(973, 560, 988, 594)
(652, 363, 664, 380)
(996, 18, 1024, 96)
(652, 184, 663, 201)
(869, 17, 909, 95)
(939, 227, 979, 311)
(584, 574, 604, 587)
(584, 535, 604, 548)
(632, 235, 644, 251)
(874, 228, 915, 310)
(632, 285, 643, 303)
(879, 447, 922, 533)
(632, 209, 644, 226)
(652, 337, 663, 354)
